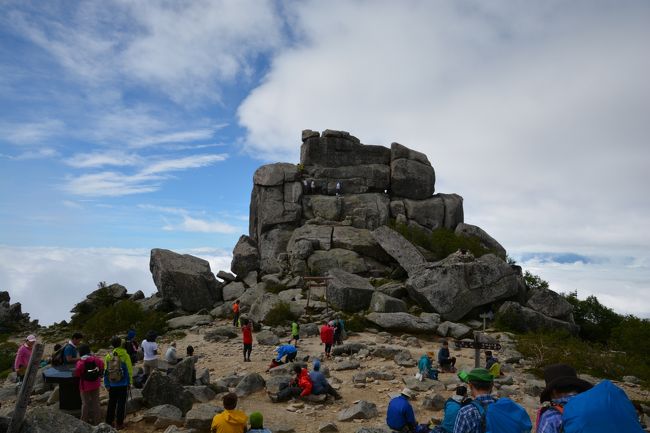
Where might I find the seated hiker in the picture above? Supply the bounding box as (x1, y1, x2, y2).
(438, 340, 456, 372)
(485, 351, 501, 377)
(165, 341, 182, 365)
(270, 364, 312, 402)
(536, 364, 593, 433)
(248, 411, 272, 433)
(386, 388, 418, 433)
(274, 344, 298, 363)
(211, 392, 247, 433)
(431, 386, 469, 433)
(418, 352, 438, 380)
(309, 359, 341, 399)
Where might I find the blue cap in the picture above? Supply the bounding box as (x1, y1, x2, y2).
(313, 359, 321, 371)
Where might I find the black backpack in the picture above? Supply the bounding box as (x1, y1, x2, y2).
(82, 358, 101, 381)
(51, 344, 70, 366)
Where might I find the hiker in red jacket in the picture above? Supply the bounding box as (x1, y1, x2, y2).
(320, 321, 334, 358)
(242, 318, 253, 362)
(270, 364, 313, 402)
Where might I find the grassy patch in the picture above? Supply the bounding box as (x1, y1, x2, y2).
(264, 302, 296, 327)
(0, 334, 19, 378)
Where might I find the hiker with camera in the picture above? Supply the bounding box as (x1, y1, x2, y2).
(74, 344, 104, 425)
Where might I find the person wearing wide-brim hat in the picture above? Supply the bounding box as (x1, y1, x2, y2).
(386, 387, 418, 432)
(453, 368, 496, 433)
(536, 364, 593, 433)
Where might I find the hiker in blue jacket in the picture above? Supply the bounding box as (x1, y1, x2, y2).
(386, 388, 418, 433)
(274, 344, 298, 363)
(536, 364, 593, 433)
(453, 369, 495, 433)
(432, 386, 469, 433)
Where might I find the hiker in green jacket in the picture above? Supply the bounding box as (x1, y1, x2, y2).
(289, 321, 300, 347)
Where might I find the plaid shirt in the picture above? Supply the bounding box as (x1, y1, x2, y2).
(453, 394, 496, 433)
(537, 396, 574, 433)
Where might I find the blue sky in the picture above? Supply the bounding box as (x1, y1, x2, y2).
(1, 0, 649, 324)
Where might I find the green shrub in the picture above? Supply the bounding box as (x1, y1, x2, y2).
(516, 330, 649, 386)
(344, 314, 369, 332)
(562, 291, 624, 343)
(0, 335, 19, 378)
(264, 302, 296, 327)
(81, 300, 168, 349)
(388, 220, 491, 260)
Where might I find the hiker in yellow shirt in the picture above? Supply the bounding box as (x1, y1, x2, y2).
(211, 393, 247, 433)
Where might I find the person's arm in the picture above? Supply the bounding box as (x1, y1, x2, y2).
(300, 377, 312, 396)
(405, 402, 417, 428)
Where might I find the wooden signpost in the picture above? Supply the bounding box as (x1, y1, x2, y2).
(8, 342, 44, 433)
(454, 332, 501, 367)
(303, 276, 331, 312)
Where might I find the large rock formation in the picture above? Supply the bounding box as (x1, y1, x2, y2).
(0, 291, 37, 333)
(149, 249, 223, 313)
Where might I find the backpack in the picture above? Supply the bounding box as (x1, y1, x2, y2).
(107, 351, 124, 383)
(82, 358, 101, 381)
(472, 398, 532, 433)
(51, 344, 70, 366)
(561, 380, 644, 433)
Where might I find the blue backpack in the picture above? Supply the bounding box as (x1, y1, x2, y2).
(562, 380, 644, 433)
(473, 398, 532, 433)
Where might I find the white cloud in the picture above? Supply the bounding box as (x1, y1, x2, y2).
(1, 147, 59, 160)
(64, 153, 228, 197)
(0, 245, 231, 325)
(238, 0, 650, 259)
(163, 215, 239, 234)
(65, 151, 143, 168)
(0, 119, 65, 145)
(140, 154, 228, 176)
(131, 127, 225, 148)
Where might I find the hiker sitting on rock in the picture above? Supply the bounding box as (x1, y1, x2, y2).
(438, 340, 456, 372)
(248, 411, 271, 433)
(165, 341, 182, 365)
(453, 369, 495, 433)
(431, 386, 470, 433)
(386, 387, 418, 433)
(418, 351, 438, 380)
(309, 359, 341, 400)
(270, 364, 313, 402)
(536, 364, 593, 433)
(485, 350, 501, 377)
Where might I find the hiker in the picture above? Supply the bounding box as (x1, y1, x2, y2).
(124, 329, 139, 365)
(311, 180, 316, 194)
(232, 300, 241, 327)
(485, 351, 501, 377)
(320, 321, 334, 358)
(271, 364, 312, 402)
(248, 411, 272, 433)
(309, 359, 342, 399)
(453, 368, 496, 433)
(211, 392, 247, 433)
(386, 388, 418, 433)
(275, 344, 298, 363)
(104, 336, 133, 430)
(289, 320, 300, 347)
(242, 318, 253, 362)
(333, 318, 345, 346)
(417, 352, 438, 380)
(14, 334, 36, 382)
(336, 181, 341, 196)
(63, 332, 84, 365)
(165, 341, 181, 365)
(74, 344, 104, 425)
(438, 340, 456, 372)
(187, 345, 195, 357)
(141, 330, 158, 376)
(431, 386, 469, 433)
(303, 179, 310, 194)
(536, 364, 594, 433)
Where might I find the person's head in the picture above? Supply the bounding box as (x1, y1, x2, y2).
(222, 392, 238, 410)
(241, 318, 249, 326)
(466, 368, 494, 397)
(455, 385, 468, 397)
(313, 359, 321, 371)
(126, 329, 136, 341)
(145, 330, 157, 342)
(485, 350, 493, 358)
(53, 343, 62, 352)
(293, 364, 302, 375)
(186, 345, 194, 356)
(426, 351, 434, 359)
(249, 411, 264, 429)
(111, 336, 122, 349)
(441, 340, 448, 347)
(540, 364, 593, 403)
(78, 344, 91, 357)
(72, 332, 83, 345)
(25, 334, 36, 347)
(400, 388, 416, 400)
(170, 341, 176, 348)
(235, 300, 240, 305)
